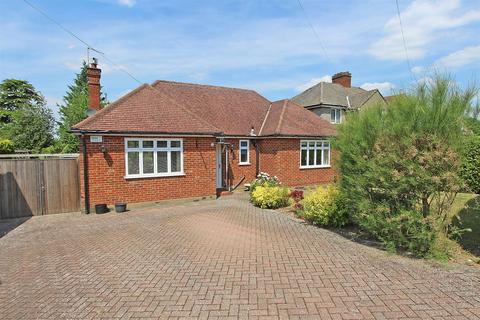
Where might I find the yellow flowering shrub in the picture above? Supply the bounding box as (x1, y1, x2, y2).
(251, 185, 290, 209)
(299, 185, 348, 227)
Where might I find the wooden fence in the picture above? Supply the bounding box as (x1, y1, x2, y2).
(0, 157, 80, 219)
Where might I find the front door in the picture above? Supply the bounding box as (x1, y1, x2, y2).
(216, 144, 222, 188)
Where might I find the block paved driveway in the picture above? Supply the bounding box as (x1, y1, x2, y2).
(0, 194, 479, 320)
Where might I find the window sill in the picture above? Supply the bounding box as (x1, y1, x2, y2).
(239, 162, 251, 166)
(299, 165, 331, 170)
(124, 172, 186, 179)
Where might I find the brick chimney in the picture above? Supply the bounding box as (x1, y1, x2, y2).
(332, 71, 351, 88)
(87, 58, 102, 114)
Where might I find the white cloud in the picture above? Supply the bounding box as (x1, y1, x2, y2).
(295, 76, 331, 92)
(435, 45, 480, 68)
(411, 66, 425, 74)
(369, 0, 480, 61)
(360, 82, 395, 93)
(417, 76, 434, 86)
(118, 0, 136, 7)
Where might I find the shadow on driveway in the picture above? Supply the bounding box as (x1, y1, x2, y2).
(0, 217, 31, 239)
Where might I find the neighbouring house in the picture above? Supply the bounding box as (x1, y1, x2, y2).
(72, 61, 336, 210)
(292, 71, 387, 124)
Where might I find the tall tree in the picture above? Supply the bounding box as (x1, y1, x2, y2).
(0, 79, 55, 152)
(0, 79, 44, 133)
(335, 75, 476, 257)
(9, 103, 55, 152)
(57, 62, 107, 153)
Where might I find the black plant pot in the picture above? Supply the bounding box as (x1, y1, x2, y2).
(115, 203, 127, 213)
(95, 204, 108, 214)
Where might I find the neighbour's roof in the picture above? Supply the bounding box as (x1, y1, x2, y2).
(291, 81, 383, 109)
(384, 93, 406, 103)
(73, 81, 336, 137)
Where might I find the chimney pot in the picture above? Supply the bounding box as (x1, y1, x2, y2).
(332, 71, 352, 88)
(87, 59, 102, 113)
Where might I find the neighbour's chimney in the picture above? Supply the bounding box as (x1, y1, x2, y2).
(332, 71, 352, 88)
(87, 58, 102, 115)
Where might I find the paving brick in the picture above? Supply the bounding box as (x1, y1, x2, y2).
(0, 194, 479, 319)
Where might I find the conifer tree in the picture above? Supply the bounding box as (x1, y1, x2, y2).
(57, 61, 107, 152)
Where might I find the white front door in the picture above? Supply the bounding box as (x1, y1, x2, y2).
(216, 144, 222, 188)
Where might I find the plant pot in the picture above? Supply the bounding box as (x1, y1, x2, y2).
(115, 203, 127, 213)
(95, 204, 108, 214)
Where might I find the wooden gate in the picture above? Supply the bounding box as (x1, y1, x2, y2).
(0, 156, 80, 219)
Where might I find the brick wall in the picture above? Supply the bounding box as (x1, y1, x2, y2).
(224, 138, 257, 187)
(79, 136, 335, 208)
(258, 139, 335, 187)
(79, 136, 217, 207)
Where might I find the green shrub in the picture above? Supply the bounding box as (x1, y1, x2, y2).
(251, 185, 290, 209)
(358, 209, 436, 257)
(334, 75, 476, 260)
(298, 185, 349, 227)
(0, 139, 14, 154)
(460, 136, 480, 194)
(250, 172, 280, 194)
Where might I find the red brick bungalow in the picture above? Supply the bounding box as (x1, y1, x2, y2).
(72, 62, 336, 211)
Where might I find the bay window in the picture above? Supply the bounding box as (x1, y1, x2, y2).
(125, 138, 184, 178)
(300, 140, 330, 168)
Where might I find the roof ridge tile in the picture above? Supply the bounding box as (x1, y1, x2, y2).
(274, 99, 288, 135)
(151, 79, 258, 93)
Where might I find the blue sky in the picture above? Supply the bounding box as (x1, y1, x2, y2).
(1, 0, 479, 118)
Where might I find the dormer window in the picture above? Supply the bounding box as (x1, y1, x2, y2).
(331, 109, 342, 124)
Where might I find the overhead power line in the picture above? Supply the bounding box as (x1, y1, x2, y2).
(395, 0, 416, 80)
(295, 0, 331, 64)
(22, 0, 143, 85)
(21, 0, 231, 132)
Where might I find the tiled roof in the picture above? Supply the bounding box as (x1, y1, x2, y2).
(72, 84, 219, 134)
(73, 81, 335, 137)
(291, 81, 380, 109)
(259, 100, 336, 137)
(151, 80, 270, 136)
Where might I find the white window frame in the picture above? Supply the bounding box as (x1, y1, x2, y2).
(239, 139, 250, 165)
(331, 108, 342, 124)
(300, 140, 331, 169)
(124, 138, 184, 179)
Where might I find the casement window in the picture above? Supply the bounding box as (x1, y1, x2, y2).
(125, 138, 183, 178)
(331, 108, 342, 124)
(239, 140, 250, 165)
(300, 140, 330, 168)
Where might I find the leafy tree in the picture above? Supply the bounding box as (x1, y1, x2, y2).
(0, 79, 55, 152)
(0, 79, 45, 125)
(460, 136, 480, 194)
(57, 62, 107, 153)
(8, 103, 55, 152)
(335, 75, 476, 257)
(0, 139, 14, 154)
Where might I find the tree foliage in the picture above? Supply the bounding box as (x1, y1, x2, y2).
(0, 139, 14, 154)
(9, 103, 55, 152)
(0, 79, 55, 152)
(460, 136, 480, 194)
(335, 75, 476, 257)
(57, 62, 106, 153)
(0, 79, 45, 125)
